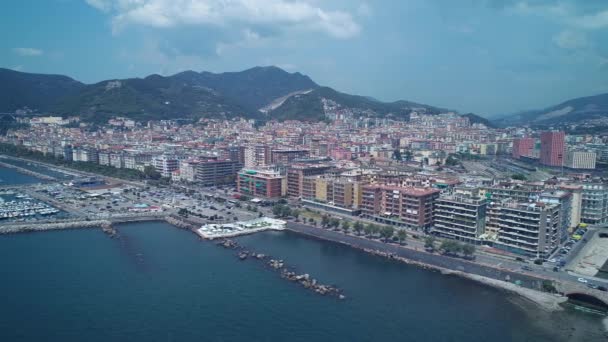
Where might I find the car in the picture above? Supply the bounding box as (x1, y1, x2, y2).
(577, 277, 588, 284)
(587, 284, 598, 289)
(515, 257, 526, 262)
(521, 266, 533, 271)
(547, 258, 557, 263)
(597, 286, 607, 292)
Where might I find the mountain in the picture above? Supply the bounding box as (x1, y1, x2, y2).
(267, 87, 442, 121)
(0, 66, 443, 123)
(178, 66, 319, 110)
(53, 75, 251, 123)
(495, 93, 608, 127)
(0, 68, 84, 113)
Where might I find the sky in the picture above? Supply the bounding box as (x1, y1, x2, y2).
(1, 0, 608, 117)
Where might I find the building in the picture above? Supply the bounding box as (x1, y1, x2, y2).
(512, 137, 535, 159)
(490, 200, 562, 258)
(286, 164, 332, 198)
(565, 150, 596, 169)
(433, 194, 487, 244)
(195, 160, 242, 186)
(244, 144, 270, 168)
(178, 160, 198, 182)
(153, 155, 180, 178)
(580, 184, 608, 224)
(361, 185, 440, 230)
(237, 168, 285, 199)
(271, 149, 310, 165)
(540, 131, 565, 167)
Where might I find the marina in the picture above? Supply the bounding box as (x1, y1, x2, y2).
(0, 195, 60, 220)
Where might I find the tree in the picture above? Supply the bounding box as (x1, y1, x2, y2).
(511, 173, 527, 181)
(440, 240, 462, 255)
(404, 150, 413, 162)
(393, 149, 403, 161)
(272, 204, 283, 217)
(321, 215, 329, 227)
(292, 209, 300, 221)
(396, 230, 407, 244)
(363, 223, 374, 236)
(380, 226, 395, 241)
(143, 165, 161, 180)
(341, 220, 351, 232)
(370, 224, 381, 237)
(308, 217, 315, 225)
(178, 208, 188, 217)
(353, 221, 364, 235)
(329, 218, 340, 229)
(461, 244, 476, 258)
(541, 280, 557, 293)
(424, 236, 436, 249)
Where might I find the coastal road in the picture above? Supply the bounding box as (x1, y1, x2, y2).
(286, 222, 548, 290)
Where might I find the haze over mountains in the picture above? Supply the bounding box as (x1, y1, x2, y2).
(1, 66, 606, 127)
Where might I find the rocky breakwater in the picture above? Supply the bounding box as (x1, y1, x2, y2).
(101, 222, 119, 238)
(0, 219, 112, 234)
(165, 215, 198, 230)
(217, 238, 345, 299)
(0, 160, 56, 181)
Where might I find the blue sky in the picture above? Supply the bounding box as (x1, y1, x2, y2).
(1, 0, 608, 116)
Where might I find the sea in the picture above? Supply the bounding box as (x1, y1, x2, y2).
(0, 166, 606, 342)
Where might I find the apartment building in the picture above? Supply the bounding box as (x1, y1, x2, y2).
(271, 149, 310, 164)
(580, 184, 608, 224)
(565, 150, 596, 169)
(433, 194, 487, 244)
(286, 164, 332, 198)
(490, 200, 562, 258)
(361, 185, 440, 230)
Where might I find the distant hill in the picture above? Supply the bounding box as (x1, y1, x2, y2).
(495, 93, 608, 127)
(268, 87, 442, 121)
(461, 113, 495, 128)
(0, 68, 84, 113)
(0, 66, 448, 123)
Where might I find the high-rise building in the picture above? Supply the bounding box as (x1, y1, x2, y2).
(512, 137, 535, 159)
(540, 131, 565, 166)
(286, 164, 332, 198)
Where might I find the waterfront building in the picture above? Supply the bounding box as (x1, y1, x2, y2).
(432, 194, 487, 244)
(580, 183, 608, 224)
(237, 168, 285, 199)
(490, 200, 562, 258)
(361, 185, 439, 230)
(540, 131, 565, 167)
(286, 164, 333, 198)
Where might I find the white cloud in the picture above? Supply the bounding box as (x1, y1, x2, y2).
(86, 0, 361, 39)
(509, 1, 608, 30)
(215, 28, 266, 56)
(12, 47, 43, 56)
(574, 10, 608, 30)
(552, 30, 588, 49)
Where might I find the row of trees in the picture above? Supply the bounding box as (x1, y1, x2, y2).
(272, 204, 300, 220)
(439, 240, 476, 258)
(319, 215, 408, 244)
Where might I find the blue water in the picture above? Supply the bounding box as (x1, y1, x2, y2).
(0, 166, 41, 185)
(0, 158, 72, 180)
(0, 222, 604, 341)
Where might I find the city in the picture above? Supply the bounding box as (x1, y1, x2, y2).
(2, 0, 608, 341)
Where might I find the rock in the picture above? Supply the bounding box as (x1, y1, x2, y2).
(339, 294, 346, 300)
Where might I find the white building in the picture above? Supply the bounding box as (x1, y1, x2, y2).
(565, 150, 596, 169)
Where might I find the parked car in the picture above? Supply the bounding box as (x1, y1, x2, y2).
(577, 277, 588, 284)
(597, 286, 607, 292)
(521, 266, 533, 271)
